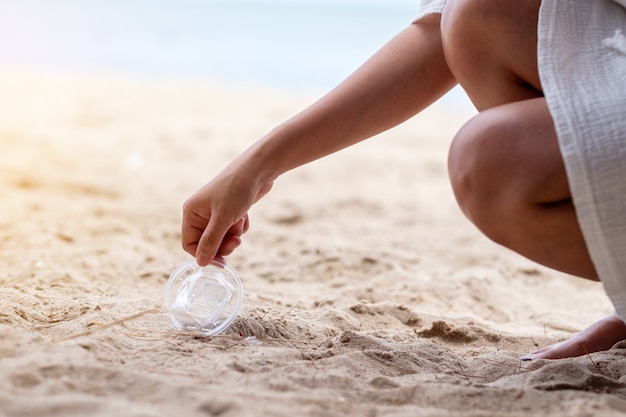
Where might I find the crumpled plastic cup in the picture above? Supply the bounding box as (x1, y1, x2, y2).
(165, 258, 244, 336)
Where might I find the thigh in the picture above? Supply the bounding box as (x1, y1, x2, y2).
(441, 0, 542, 110)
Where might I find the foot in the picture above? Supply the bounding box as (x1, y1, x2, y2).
(521, 314, 626, 360)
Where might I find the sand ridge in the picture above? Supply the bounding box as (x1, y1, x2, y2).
(0, 73, 625, 416)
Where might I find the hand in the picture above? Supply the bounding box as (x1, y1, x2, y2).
(181, 165, 273, 266)
(182, 17, 451, 266)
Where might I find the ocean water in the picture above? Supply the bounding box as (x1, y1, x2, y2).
(0, 0, 471, 108)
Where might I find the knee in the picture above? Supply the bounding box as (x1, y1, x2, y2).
(440, 0, 540, 72)
(441, 0, 522, 36)
(448, 114, 492, 220)
(440, 0, 504, 108)
(447, 113, 518, 242)
(440, 0, 495, 58)
(441, 0, 541, 52)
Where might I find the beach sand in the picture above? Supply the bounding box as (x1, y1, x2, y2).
(1, 73, 625, 417)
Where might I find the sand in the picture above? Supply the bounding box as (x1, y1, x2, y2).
(1, 72, 625, 417)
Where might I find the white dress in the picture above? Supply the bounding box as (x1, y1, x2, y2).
(416, 0, 626, 319)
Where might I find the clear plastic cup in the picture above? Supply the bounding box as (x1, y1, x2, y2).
(165, 258, 243, 336)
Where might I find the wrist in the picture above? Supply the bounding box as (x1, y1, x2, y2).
(238, 124, 296, 182)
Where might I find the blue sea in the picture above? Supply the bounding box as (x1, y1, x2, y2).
(0, 0, 471, 109)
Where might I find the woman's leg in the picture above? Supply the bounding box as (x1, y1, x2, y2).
(441, 0, 543, 111)
(448, 98, 597, 279)
(441, 0, 626, 358)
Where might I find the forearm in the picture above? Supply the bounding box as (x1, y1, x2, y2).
(241, 14, 456, 181)
(183, 15, 456, 264)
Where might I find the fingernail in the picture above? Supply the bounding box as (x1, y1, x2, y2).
(520, 354, 535, 362)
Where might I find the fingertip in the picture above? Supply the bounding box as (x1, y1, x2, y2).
(196, 253, 211, 267)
